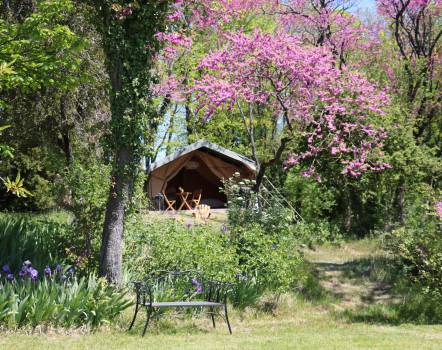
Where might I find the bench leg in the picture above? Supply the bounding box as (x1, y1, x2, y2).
(210, 308, 216, 328)
(128, 303, 139, 331)
(224, 304, 232, 334)
(142, 307, 152, 337)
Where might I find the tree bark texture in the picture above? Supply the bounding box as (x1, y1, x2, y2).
(99, 147, 133, 284)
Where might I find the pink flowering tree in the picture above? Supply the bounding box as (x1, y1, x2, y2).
(376, 0, 442, 140)
(278, 0, 372, 68)
(193, 30, 390, 189)
(152, 0, 275, 153)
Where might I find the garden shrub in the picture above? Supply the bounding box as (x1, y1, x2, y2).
(222, 173, 342, 247)
(63, 160, 110, 272)
(0, 262, 131, 328)
(222, 174, 296, 234)
(284, 169, 337, 223)
(230, 224, 303, 293)
(292, 220, 343, 247)
(387, 200, 442, 299)
(124, 217, 238, 281)
(124, 217, 305, 306)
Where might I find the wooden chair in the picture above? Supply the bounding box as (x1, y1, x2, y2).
(162, 191, 176, 212)
(193, 204, 211, 220)
(191, 189, 202, 208)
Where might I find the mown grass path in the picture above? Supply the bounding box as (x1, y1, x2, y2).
(303, 240, 398, 310)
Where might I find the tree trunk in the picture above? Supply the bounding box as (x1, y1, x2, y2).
(59, 96, 73, 165)
(252, 137, 289, 192)
(185, 103, 193, 137)
(396, 181, 406, 226)
(99, 147, 133, 284)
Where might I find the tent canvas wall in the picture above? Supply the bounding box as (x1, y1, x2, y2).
(148, 141, 256, 208)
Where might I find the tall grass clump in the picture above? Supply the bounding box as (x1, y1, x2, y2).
(0, 214, 74, 271)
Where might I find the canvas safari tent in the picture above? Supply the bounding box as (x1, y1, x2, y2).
(148, 140, 256, 209)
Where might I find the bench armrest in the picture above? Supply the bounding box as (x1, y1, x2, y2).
(130, 280, 153, 305)
(205, 280, 235, 304)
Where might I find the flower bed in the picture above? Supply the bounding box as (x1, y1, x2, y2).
(0, 261, 131, 329)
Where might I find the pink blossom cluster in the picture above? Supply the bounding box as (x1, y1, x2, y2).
(164, 0, 272, 29)
(436, 202, 442, 219)
(281, 0, 366, 52)
(152, 76, 185, 103)
(192, 30, 390, 178)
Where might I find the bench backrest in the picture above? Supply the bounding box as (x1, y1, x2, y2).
(132, 270, 232, 305)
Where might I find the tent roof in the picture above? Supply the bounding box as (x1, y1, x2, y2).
(148, 140, 257, 173)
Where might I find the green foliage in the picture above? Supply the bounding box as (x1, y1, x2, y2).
(387, 200, 442, 299)
(0, 214, 74, 272)
(292, 221, 343, 247)
(284, 170, 337, 222)
(0, 125, 32, 199)
(124, 218, 238, 281)
(0, 275, 131, 329)
(0, 125, 13, 159)
(222, 174, 296, 233)
(63, 160, 111, 272)
(124, 216, 304, 306)
(1, 172, 32, 198)
(0, 0, 85, 100)
(230, 224, 303, 294)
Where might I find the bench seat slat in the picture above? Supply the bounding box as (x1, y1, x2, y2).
(146, 301, 224, 308)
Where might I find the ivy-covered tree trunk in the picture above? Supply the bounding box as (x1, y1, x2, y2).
(100, 148, 133, 283)
(92, 1, 169, 284)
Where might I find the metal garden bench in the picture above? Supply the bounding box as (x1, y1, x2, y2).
(128, 270, 233, 336)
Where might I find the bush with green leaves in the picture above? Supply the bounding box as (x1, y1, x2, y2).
(292, 220, 343, 247)
(0, 263, 131, 329)
(387, 199, 442, 299)
(222, 173, 342, 247)
(124, 218, 238, 281)
(230, 224, 304, 293)
(63, 160, 110, 272)
(222, 173, 296, 234)
(284, 169, 337, 223)
(124, 217, 305, 307)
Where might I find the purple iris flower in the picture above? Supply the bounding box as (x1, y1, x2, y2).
(191, 278, 203, 294)
(27, 267, 38, 281)
(44, 266, 51, 277)
(6, 273, 14, 282)
(55, 264, 62, 274)
(67, 267, 75, 276)
(23, 260, 32, 268)
(2, 264, 11, 274)
(18, 269, 26, 278)
(60, 275, 67, 282)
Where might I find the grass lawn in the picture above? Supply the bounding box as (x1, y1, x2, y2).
(2, 239, 442, 350)
(2, 303, 442, 350)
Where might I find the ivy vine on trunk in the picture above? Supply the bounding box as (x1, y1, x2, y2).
(88, 0, 170, 284)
